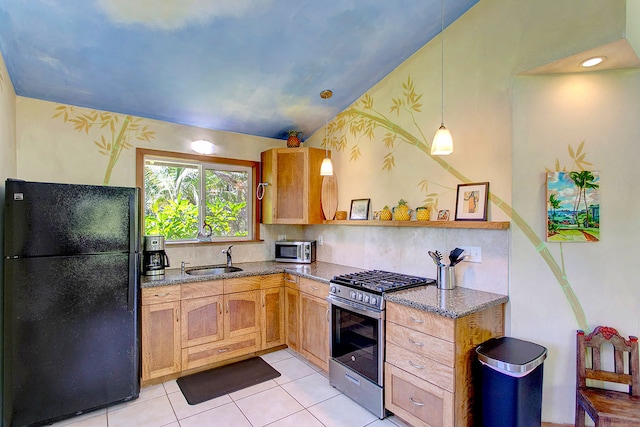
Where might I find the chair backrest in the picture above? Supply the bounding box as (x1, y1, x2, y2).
(576, 326, 639, 397)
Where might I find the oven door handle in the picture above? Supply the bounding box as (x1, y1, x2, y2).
(327, 295, 384, 319)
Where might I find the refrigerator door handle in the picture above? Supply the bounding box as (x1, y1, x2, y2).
(128, 254, 138, 311)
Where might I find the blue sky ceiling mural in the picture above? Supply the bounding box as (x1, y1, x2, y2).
(0, 0, 478, 140)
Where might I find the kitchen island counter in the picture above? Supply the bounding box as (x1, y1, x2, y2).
(141, 261, 365, 288)
(384, 285, 508, 319)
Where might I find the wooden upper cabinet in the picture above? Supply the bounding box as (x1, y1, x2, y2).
(260, 147, 327, 224)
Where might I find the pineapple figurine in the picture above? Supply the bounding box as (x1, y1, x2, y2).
(393, 199, 412, 221)
(380, 205, 392, 221)
(416, 206, 431, 221)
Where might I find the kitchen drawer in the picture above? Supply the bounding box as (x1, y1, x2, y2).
(386, 342, 454, 393)
(224, 276, 261, 293)
(386, 321, 454, 367)
(261, 273, 284, 289)
(181, 333, 259, 371)
(385, 363, 454, 427)
(386, 301, 455, 342)
(284, 273, 299, 290)
(299, 277, 328, 299)
(181, 280, 224, 300)
(142, 285, 181, 305)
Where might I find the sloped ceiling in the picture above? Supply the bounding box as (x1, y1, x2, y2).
(0, 0, 478, 141)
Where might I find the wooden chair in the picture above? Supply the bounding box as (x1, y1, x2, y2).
(576, 326, 640, 426)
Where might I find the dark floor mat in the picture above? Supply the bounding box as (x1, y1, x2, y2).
(176, 357, 281, 405)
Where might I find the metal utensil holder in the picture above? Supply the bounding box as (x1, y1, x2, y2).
(437, 265, 456, 290)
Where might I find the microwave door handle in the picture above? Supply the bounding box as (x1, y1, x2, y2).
(297, 244, 302, 260)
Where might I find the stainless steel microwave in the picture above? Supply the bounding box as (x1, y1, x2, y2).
(275, 240, 316, 263)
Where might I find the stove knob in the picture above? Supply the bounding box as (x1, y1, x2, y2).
(330, 285, 337, 294)
(357, 293, 363, 301)
(364, 295, 370, 303)
(350, 291, 356, 299)
(370, 296, 378, 306)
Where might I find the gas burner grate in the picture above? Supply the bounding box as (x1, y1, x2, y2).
(332, 270, 434, 293)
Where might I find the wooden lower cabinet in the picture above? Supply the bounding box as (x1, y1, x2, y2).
(224, 290, 260, 339)
(384, 301, 504, 427)
(299, 278, 329, 371)
(261, 287, 285, 350)
(141, 286, 182, 381)
(385, 363, 454, 427)
(284, 274, 300, 352)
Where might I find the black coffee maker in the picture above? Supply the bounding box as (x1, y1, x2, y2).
(143, 235, 170, 277)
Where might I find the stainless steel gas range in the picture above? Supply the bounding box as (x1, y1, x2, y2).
(327, 270, 435, 419)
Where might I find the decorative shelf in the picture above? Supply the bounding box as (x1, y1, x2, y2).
(323, 220, 510, 230)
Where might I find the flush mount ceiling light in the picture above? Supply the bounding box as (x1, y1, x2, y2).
(580, 56, 606, 68)
(320, 89, 334, 176)
(191, 139, 215, 155)
(431, 0, 453, 156)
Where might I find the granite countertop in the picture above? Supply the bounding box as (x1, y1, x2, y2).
(142, 261, 508, 319)
(384, 285, 508, 319)
(141, 261, 365, 288)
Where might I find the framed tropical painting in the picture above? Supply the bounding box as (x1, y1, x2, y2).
(546, 171, 600, 242)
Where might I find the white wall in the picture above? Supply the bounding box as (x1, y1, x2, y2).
(512, 70, 640, 421)
(299, 0, 637, 423)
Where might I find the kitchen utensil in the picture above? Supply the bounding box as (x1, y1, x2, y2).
(449, 247, 465, 266)
(428, 250, 440, 266)
(435, 250, 444, 264)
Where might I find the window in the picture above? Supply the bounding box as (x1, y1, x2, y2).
(137, 149, 258, 243)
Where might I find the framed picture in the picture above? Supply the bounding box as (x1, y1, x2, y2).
(349, 198, 370, 220)
(437, 210, 450, 221)
(546, 171, 599, 242)
(455, 182, 489, 221)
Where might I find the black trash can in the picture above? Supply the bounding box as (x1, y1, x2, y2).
(475, 337, 547, 427)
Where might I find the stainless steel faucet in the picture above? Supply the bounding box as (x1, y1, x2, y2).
(180, 261, 190, 273)
(222, 245, 233, 267)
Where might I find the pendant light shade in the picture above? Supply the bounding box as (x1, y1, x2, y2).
(320, 157, 334, 175)
(320, 89, 334, 176)
(432, 0, 453, 156)
(431, 124, 453, 155)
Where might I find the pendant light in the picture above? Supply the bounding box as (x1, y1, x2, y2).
(320, 89, 334, 176)
(431, 0, 453, 156)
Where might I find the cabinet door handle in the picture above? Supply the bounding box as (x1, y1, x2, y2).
(409, 397, 424, 407)
(263, 296, 265, 307)
(218, 302, 222, 315)
(326, 308, 330, 323)
(175, 308, 179, 322)
(226, 302, 229, 313)
(409, 316, 424, 324)
(408, 360, 424, 370)
(409, 338, 424, 347)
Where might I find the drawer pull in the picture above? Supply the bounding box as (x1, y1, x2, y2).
(154, 293, 170, 298)
(409, 397, 425, 407)
(408, 338, 424, 347)
(409, 316, 424, 324)
(217, 348, 229, 353)
(311, 286, 319, 291)
(408, 360, 424, 370)
(285, 278, 296, 283)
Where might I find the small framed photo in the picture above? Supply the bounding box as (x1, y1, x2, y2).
(437, 210, 450, 221)
(349, 198, 371, 220)
(455, 182, 489, 221)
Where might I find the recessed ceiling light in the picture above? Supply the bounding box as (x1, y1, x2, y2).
(580, 56, 606, 68)
(191, 139, 215, 154)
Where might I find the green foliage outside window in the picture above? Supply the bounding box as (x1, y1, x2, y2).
(144, 159, 250, 240)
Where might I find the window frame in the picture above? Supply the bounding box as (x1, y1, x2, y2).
(136, 148, 261, 244)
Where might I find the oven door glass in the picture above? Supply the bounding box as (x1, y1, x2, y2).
(330, 300, 383, 385)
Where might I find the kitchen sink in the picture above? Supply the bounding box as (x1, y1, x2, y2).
(185, 265, 243, 276)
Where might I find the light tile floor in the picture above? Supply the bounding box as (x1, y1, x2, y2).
(51, 349, 411, 427)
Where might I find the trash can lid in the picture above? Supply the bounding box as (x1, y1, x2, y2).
(476, 337, 547, 377)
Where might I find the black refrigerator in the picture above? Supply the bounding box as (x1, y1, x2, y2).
(3, 179, 140, 427)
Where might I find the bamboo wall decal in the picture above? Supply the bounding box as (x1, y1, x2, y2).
(333, 77, 589, 331)
(53, 106, 156, 185)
